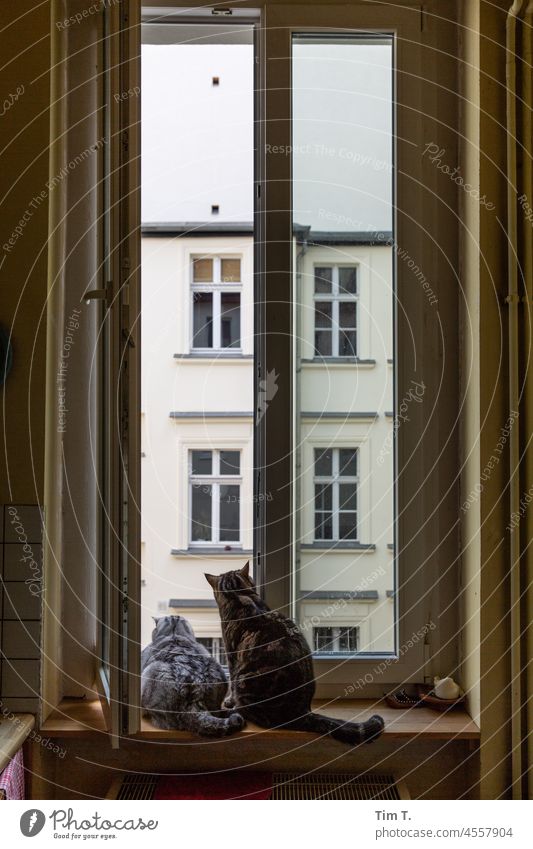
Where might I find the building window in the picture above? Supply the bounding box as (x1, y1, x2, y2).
(197, 637, 227, 666)
(191, 256, 242, 351)
(189, 449, 241, 544)
(313, 626, 359, 654)
(314, 265, 357, 357)
(314, 447, 358, 541)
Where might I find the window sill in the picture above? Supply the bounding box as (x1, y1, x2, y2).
(40, 699, 479, 742)
(171, 548, 253, 558)
(301, 358, 376, 368)
(301, 542, 376, 552)
(0, 713, 35, 772)
(174, 353, 253, 362)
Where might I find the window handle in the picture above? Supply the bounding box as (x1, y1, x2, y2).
(83, 286, 110, 305)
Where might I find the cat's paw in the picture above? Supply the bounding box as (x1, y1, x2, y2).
(227, 711, 246, 732)
(364, 714, 385, 743)
(222, 695, 236, 711)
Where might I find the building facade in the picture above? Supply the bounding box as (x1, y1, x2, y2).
(141, 225, 394, 653)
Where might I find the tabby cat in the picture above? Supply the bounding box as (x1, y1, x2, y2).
(205, 563, 385, 745)
(141, 615, 245, 736)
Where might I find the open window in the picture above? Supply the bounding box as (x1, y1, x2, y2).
(42, 0, 461, 736)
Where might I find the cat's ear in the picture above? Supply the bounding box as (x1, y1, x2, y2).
(239, 561, 250, 578)
(205, 573, 219, 590)
(152, 617, 159, 624)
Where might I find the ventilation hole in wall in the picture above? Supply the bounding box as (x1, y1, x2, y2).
(211, 205, 219, 215)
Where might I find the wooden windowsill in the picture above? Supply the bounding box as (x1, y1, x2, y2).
(40, 698, 479, 741)
(0, 714, 35, 773)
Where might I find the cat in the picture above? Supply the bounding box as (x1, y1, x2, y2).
(141, 615, 245, 736)
(205, 562, 385, 745)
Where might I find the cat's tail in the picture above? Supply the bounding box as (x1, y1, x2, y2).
(285, 712, 385, 745)
(180, 709, 246, 737)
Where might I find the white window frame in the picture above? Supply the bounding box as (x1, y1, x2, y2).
(190, 255, 242, 352)
(313, 264, 358, 358)
(313, 625, 360, 654)
(189, 448, 242, 546)
(313, 447, 358, 542)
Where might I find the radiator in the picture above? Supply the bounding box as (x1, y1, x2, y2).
(107, 771, 410, 800)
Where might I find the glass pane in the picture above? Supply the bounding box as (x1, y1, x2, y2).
(339, 448, 357, 477)
(221, 258, 241, 282)
(219, 484, 240, 541)
(192, 292, 213, 348)
(339, 329, 357, 357)
(220, 450, 240, 475)
(314, 266, 333, 293)
(191, 450, 212, 476)
(339, 266, 357, 294)
(339, 483, 357, 510)
(314, 329, 332, 356)
(193, 257, 214, 282)
(339, 511, 357, 540)
(315, 512, 333, 540)
(315, 301, 332, 327)
(220, 292, 241, 348)
(191, 484, 212, 541)
(339, 301, 356, 328)
(338, 627, 358, 652)
(315, 448, 333, 476)
(314, 627, 333, 651)
(294, 35, 395, 654)
(315, 482, 332, 510)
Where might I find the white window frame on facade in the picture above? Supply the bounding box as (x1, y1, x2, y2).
(313, 625, 360, 654)
(190, 254, 243, 353)
(188, 448, 242, 546)
(313, 264, 358, 359)
(313, 447, 358, 542)
(301, 431, 371, 547)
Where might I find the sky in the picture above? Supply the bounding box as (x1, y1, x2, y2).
(142, 40, 392, 232)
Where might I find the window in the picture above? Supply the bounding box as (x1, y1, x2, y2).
(197, 637, 227, 666)
(314, 265, 358, 357)
(191, 256, 242, 351)
(189, 449, 241, 545)
(314, 448, 358, 541)
(314, 626, 359, 654)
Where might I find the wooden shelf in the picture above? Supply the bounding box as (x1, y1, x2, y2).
(40, 698, 479, 741)
(0, 714, 35, 773)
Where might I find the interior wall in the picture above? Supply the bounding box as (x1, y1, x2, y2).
(0, 2, 50, 507)
(0, 1, 50, 712)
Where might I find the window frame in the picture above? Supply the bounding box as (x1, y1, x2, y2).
(188, 448, 242, 547)
(50, 1, 461, 737)
(313, 264, 358, 359)
(313, 447, 358, 542)
(190, 254, 243, 353)
(314, 625, 360, 654)
(261, 3, 461, 695)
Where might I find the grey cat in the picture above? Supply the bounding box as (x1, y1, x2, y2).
(141, 615, 245, 735)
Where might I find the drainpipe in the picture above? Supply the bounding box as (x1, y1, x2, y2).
(505, 0, 525, 800)
(522, 0, 533, 803)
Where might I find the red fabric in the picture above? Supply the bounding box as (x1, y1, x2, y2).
(154, 771, 272, 800)
(0, 748, 25, 800)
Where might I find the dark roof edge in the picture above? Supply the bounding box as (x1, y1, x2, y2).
(142, 222, 393, 245)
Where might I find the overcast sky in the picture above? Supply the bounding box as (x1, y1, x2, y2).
(142, 41, 392, 232)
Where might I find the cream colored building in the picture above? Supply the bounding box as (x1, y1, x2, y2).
(141, 224, 394, 653)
